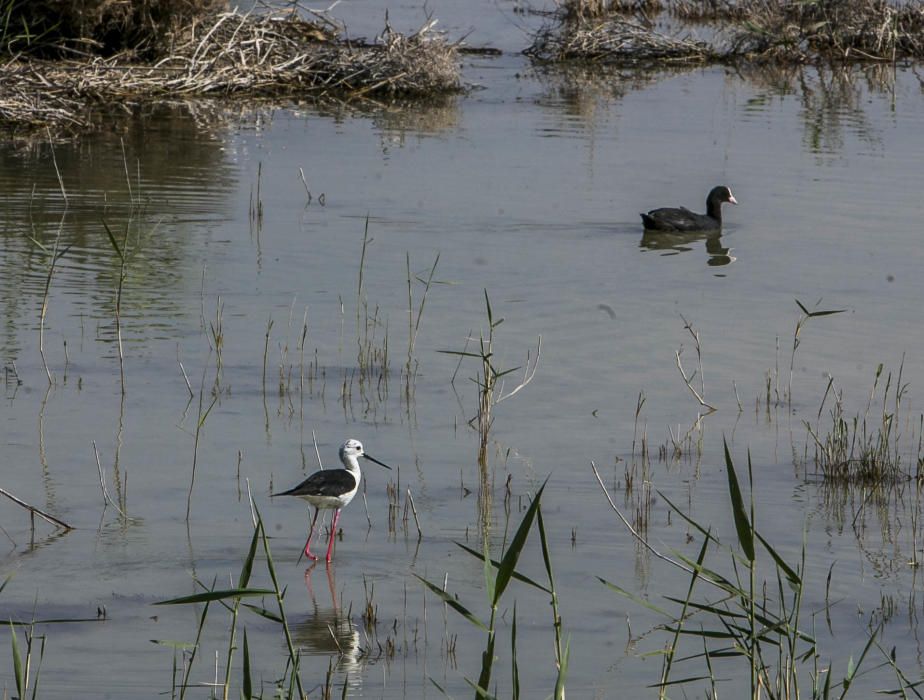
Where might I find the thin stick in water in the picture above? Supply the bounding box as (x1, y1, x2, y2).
(0, 487, 72, 530)
(407, 488, 422, 539)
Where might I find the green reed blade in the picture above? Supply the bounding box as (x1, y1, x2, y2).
(482, 536, 496, 605)
(240, 603, 283, 624)
(241, 628, 252, 700)
(754, 531, 801, 587)
(657, 491, 721, 545)
(464, 674, 498, 699)
(511, 602, 519, 700)
(651, 674, 714, 688)
(838, 622, 880, 699)
(10, 620, 23, 698)
(494, 479, 547, 606)
(414, 575, 488, 631)
(101, 219, 124, 260)
(239, 520, 261, 589)
(476, 629, 496, 696)
(428, 677, 451, 696)
(150, 640, 197, 649)
(723, 439, 754, 562)
(554, 635, 570, 700)
(30, 634, 45, 700)
(455, 543, 551, 594)
(154, 588, 276, 606)
(598, 577, 671, 617)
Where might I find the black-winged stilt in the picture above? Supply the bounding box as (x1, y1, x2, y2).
(272, 439, 391, 562)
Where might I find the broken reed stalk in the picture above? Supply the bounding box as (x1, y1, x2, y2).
(297, 306, 309, 405)
(186, 356, 219, 521)
(27, 139, 71, 384)
(631, 390, 646, 458)
(262, 315, 273, 398)
(177, 347, 194, 398)
(0, 487, 72, 531)
(92, 441, 126, 517)
(406, 252, 440, 363)
(675, 316, 716, 412)
(34, 218, 68, 385)
(102, 221, 130, 394)
(406, 487, 423, 539)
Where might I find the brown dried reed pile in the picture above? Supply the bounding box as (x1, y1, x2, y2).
(729, 0, 924, 62)
(1, 0, 227, 57)
(0, 10, 461, 130)
(525, 16, 713, 63)
(534, 0, 924, 63)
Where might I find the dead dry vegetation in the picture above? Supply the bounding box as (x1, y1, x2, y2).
(525, 16, 713, 64)
(527, 0, 924, 64)
(0, 3, 462, 131)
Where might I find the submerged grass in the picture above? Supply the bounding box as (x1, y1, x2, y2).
(804, 361, 924, 485)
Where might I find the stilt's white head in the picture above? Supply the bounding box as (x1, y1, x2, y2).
(339, 439, 365, 467)
(339, 438, 392, 472)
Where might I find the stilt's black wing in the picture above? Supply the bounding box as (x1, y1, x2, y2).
(272, 470, 356, 498)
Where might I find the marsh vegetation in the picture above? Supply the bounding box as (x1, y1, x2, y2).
(2, 2, 924, 698)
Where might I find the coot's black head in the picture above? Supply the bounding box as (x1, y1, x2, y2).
(708, 186, 737, 206)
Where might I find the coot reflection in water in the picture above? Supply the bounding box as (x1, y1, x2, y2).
(640, 230, 735, 266)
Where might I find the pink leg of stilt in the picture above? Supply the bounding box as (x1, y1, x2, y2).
(303, 508, 320, 560)
(325, 509, 341, 563)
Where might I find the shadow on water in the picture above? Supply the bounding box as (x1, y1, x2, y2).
(640, 229, 735, 266)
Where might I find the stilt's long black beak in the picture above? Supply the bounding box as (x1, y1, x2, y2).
(363, 454, 392, 470)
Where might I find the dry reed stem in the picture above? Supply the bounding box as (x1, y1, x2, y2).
(0, 487, 72, 530)
(93, 440, 126, 517)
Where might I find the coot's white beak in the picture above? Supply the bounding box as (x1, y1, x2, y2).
(728, 194, 738, 205)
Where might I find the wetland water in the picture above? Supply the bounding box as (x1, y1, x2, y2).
(4, 3, 924, 698)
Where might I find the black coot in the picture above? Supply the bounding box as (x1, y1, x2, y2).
(640, 186, 737, 232)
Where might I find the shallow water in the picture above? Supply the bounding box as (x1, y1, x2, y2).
(3, 3, 924, 698)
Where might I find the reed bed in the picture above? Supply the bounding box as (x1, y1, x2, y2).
(531, 0, 924, 64)
(728, 0, 924, 62)
(0, 0, 227, 57)
(0, 9, 462, 130)
(804, 363, 924, 485)
(525, 16, 714, 63)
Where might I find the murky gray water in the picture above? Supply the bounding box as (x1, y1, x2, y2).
(3, 2, 924, 697)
